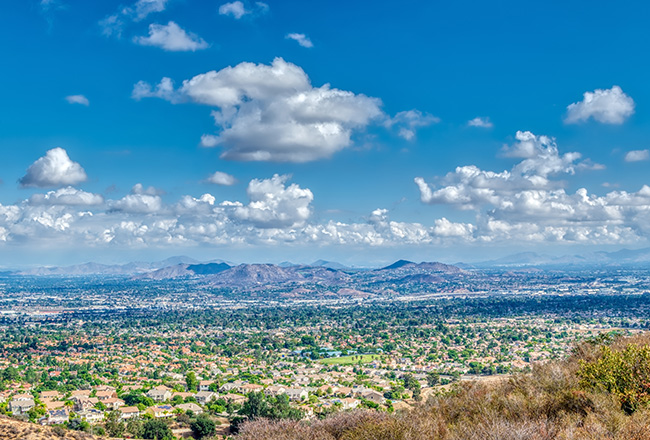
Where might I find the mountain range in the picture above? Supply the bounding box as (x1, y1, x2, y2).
(9, 247, 650, 281)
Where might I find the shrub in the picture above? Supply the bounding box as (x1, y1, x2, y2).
(578, 343, 650, 414)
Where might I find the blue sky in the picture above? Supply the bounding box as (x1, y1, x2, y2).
(1, 0, 650, 266)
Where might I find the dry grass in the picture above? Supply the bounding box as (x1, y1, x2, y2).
(0, 416, 101, 440)
(237, 333, 650, 440)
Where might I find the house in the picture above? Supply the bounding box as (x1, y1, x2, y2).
(318, 385, 337, 395)
(219, 380, 244, 393)
(338, 397, 359, 410)
(95, 385, 116, 393)
(43, 409, 69, 425)
(360, 390, 385, 405)
(40, 390, 62, 400)
(224, 393, 247, 405)
(71, 390, 92, 399)
(264, 385, 287, 397)
(117, 406, 140, 420)
(96, 390, 117, 401)
(176, 402, 203, 414)
(284, 389, 308, 401)
(199, 380, 214, 392)
(103, 397, 125, 410)
(77, 409, 105, 423)
(73, 397, 95, 412)
(10, 398, 36, 415)
(337, 386, 353, 397)
(147, 405, 175, 418)
(147, 386, 172, 402)
(44, 400, 65, 411)
(239, 383, 264, 394)
(194, 391, 216, 405)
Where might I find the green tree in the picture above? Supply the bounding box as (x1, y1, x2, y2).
(185, 371, 198, 392)
(142, 418, 172, 440)
(190, 413, 216, 439)
(240, 392, 269, 419)
(104, 410, 125, 437)
(426, 371, 440, 387)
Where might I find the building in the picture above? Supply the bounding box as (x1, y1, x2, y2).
(42, 409, 69, 425)
(10, 398, 36, 415)
(117, 406, 141, 420)
(176, 402, 203, 414)
(147, 386, 172, 402)
(195, 391, 216, 405)
(146, 405, 175, 418)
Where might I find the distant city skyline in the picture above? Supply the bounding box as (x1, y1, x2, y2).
(2, 0, 650, 266)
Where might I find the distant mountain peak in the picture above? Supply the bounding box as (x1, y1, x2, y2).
(381, 260, 415, 270)
(311, 260, 350, 270)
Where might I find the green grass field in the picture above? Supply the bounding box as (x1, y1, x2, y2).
(319, 354, 382, 365)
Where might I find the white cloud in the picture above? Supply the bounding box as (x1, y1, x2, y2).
(386, 110, 440, 140)
(134, 21, 209, 52)
(218, 1, 267, 19)
(413, 131, 650, 244)
(99, 0, 168, 37)
(111, 194, 163, 214)
(625, 149, 650, 162)
(565, 85, 635, 124)
(416, 131, 591, 209)
(135, 58, 383, 162)
(467, 117, 492, 128)
(233, 174, 313, 228)
(29, 187, 104, 206)
(286, 33, 313, 48)
(19, 148, 88, 188)
(65, 95, 89, 106)
(206, 171, 237, 186)
(132, 0, 168, 21)
(131, 183, 165, 196)
(219, 1, 247, 19)
(2, 170, 650, 250)
(132, 77, 178, 102)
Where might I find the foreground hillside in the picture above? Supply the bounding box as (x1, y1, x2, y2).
(238, 333, 650, 440)
(0, 415, 100, 440)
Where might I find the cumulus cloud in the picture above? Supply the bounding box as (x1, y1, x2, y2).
(206, 171, 237, 186)
(134, 21, 209, 51)
(29, 187, 104, 206)
(286, 33, 313, 48)
(135, 58, 383, 162)
(565, 86, 635, 124)
(412, 130, 650, 244)
(219, 1, 247, 18)
(467, 117, 492, 128)
(65, 95, 89, 106)
(386, 110, 440, 140)
(625, 149, 650, 162)
(2, 168, 650, 250)
(415, 131, 592, 209)
(19, 148, 88, 188)
(233, 174, 313, 228)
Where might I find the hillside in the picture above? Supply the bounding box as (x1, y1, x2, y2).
(237, 333, 650, 440)
(0, 416, 100, 440)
